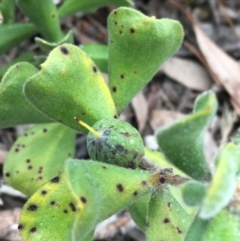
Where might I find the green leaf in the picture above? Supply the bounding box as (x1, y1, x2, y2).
(58, 0, 133, 18)
(0, 0, 15, 23)
(81, 44, 108, 73)
(128, 194, 150, 231)
(0, 62, 51, 128)
(181, 181, 207, 207)
(108, 7, 184, 114)
(144, 147, 188, 177)
(203, 210, 240, 241)
(199, 143, 238, 219)
(0, 52, 35, 79)
(146, 187, 191, 241)
(184, 214, 210, 241)
(3, 123, 75, 196)
(0, 23, 36, 55)
(156, 91, 218, 181)
(35, 31, 74, 53)
(184, 210, 240, 241)
(20, 159, 162, 241)
(17, 0, 63, 42)
(232, 128, 240, 175)
(19, 172, 85, 241)
(24, 44, 117, 134)
(128, 147, 190, 231)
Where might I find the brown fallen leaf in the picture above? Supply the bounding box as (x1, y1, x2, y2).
(169, 0, 240, 115)
(149, 109, 185, 131)
(0, 150, 8, 164)
(160, 57, 212, 91)
(131, 91, 149, 133)
(193, 22, 240, 114)
(0, 208, 22, 241)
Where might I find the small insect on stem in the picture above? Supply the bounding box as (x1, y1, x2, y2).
(74, 117, 102, 139)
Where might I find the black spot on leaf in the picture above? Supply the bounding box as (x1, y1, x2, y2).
(141, 180, 147, 186)
(26, 159, 31, 163)
(41, 190, 47, 195)
(5, 172, 10, 177)
(50, 201, 55, 205)
(93, 66, 97, 73)
(18, 224, 24, 230)
(112, 87, 117, 93)
(69, 202, 77, 212)
(116, 183, 124, 192)
(177, 227, 182, 234)
(30, 227, 37, 233)
(28, 165, 33, 170)
(60, 46, 69, 55)
(38, 167, 43, 174)
(163, 218, 170, 223)
(43, 128, 47, 133)
(51, 176, 60, 183)
(27, 204, 38, 211)
(80, 197, 87, 203)
(120, 74, 124, 79)
(130, 28, 135, 33)
(133, 191, 138, 196)
(15, 148, 19, 152)
(63, 209, 68, 214)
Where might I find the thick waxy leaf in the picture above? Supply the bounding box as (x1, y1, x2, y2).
(184, 214, 210, 241)
(181, 181, 207, 207)
(19, 173, 84, 241)
(35, 31, 73, 53)
(4, 123, 75, 196)
(0, 23, 36, 55)
(128, 147, 189, 230)
(0, 52, 34, 79)
(156, 91, 218, 181)
(0, 62, 51, 128)
(146, 187, 191, 241)
(20, 159, 162, 241)
(144, 147, 188, 177)
(58, 0, 133, 17)
(232, 129, 240, 175)
(108, 7, 184, 114)
(17, 0, 63, 42)
(203, 210, 240, 241)
(24, 44, 117, 134)
(0, 0, 15, 23)
(81, 44, 108, 73)
(184, 210, 240, 241)
(200, 143, 238, 219)
(128, 194, 150, 230)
